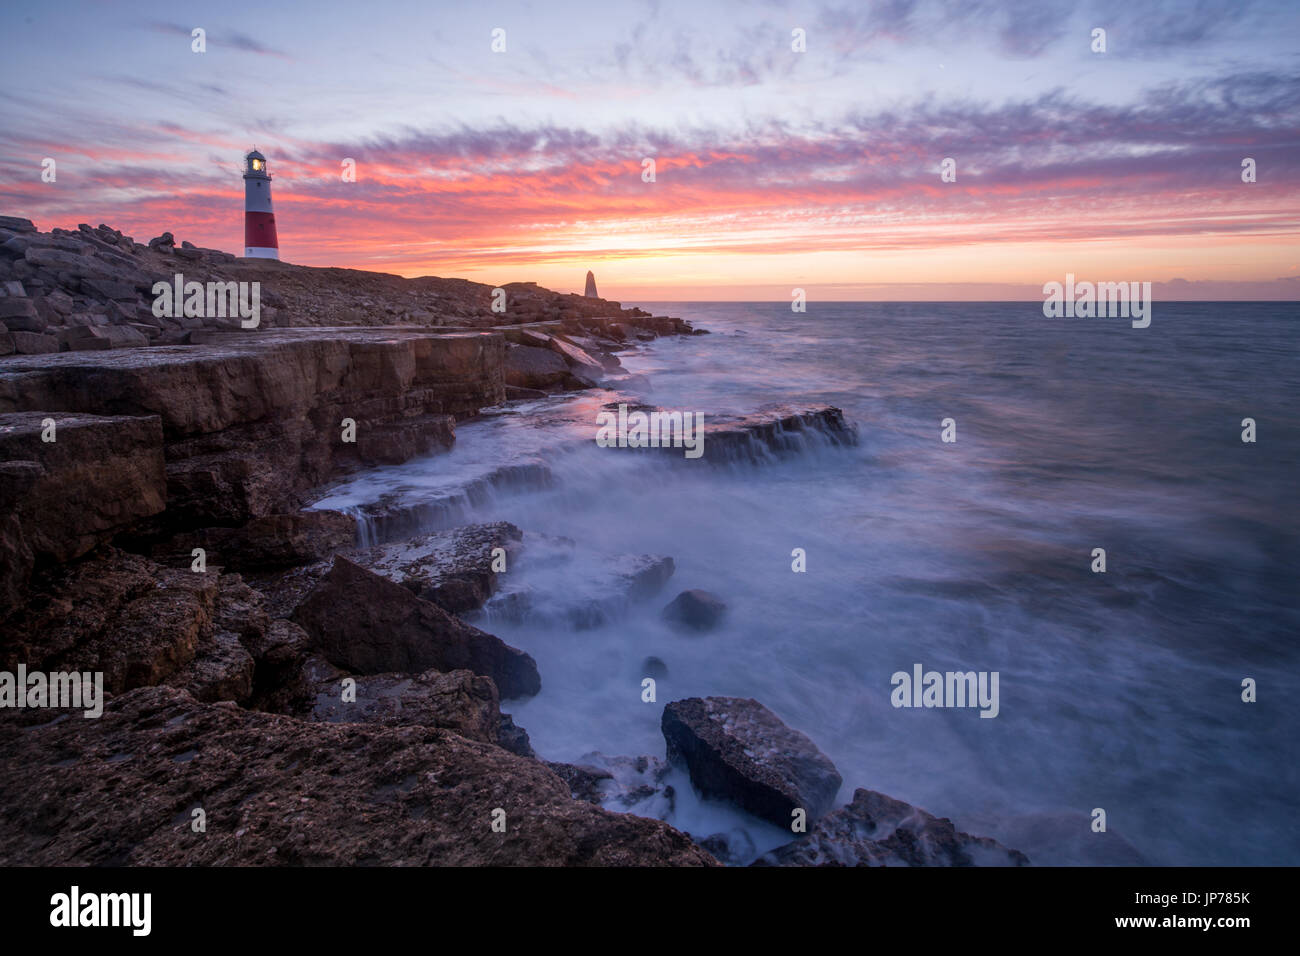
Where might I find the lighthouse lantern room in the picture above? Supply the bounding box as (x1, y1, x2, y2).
(243, 148, 280, 259)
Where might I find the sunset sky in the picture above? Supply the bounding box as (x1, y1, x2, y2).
(2, 0, 1298, 300)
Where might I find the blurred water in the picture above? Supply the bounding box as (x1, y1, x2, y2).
(317, 301, 1300, 865)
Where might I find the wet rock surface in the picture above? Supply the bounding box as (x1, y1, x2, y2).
(335, 461, 554, 545)
(547, 753, 676, 817)
(481, 533, 675, 630)
(649, 403, 860, 464)
(699, 405, 858, 463)
(752, 788, 1031, 867)
(352, 521, 522, 614)
(697, 828, 758, 866)
(662, 696, 843, 827)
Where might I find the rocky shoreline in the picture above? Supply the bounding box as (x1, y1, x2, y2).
(0, 218, 1027, 866)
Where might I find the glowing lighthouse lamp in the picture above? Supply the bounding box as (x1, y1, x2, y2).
(243, 148, 279, 259)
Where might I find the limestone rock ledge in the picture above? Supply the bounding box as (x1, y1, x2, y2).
(0, 329, 505, 608)
(0, 411, 166, 607)
(0, 685, 717, 866)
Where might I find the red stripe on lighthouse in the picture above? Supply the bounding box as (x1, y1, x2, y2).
(244, 210, 278, 250)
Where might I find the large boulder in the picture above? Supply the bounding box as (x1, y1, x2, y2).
(8, 331, 58, 354)
(662, 697, 842, 827)
(102, 324, 150, 348)
(504, 344, 570, 390)
(752, 788, 1031, 867)
(59, 326, 113, 351)
(662, 589, 727, 631)
(0, 685, 718, 866)
(24, 246, 132, 282)
(545, 335, 605, 380)
(0, 296, 45, 333)
(291, 555, 541, 699)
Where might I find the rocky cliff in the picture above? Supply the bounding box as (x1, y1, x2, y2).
(0, 217, 691, 351)
(0, 217, 727, 866)
(0, 218, 700, 606)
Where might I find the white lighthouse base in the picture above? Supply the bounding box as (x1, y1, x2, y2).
(244, 247, 280, 259)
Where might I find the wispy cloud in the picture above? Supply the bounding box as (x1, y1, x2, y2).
(0, 0, 1294, 294)
(3, 66, 1295, 282)
(146, 20, 292, 59)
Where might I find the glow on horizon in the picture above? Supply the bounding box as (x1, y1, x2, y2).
(1, 0, 1298, 300)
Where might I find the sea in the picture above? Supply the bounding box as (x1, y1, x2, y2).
(312, 301, 1300, 866)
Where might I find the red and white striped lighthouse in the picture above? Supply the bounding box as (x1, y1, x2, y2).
(242, 148, 279, 259)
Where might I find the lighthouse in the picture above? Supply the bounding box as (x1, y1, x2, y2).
(242, 148, 279, 259)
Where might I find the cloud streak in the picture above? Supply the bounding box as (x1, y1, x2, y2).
(147, 21, 292, 59)
(5, 72, 1298, 285)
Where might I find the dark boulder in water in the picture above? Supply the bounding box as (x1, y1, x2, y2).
(661, 696, 842, 826)
(662, 589, 727, 631)
(641, 656, 669, 680)
(752, 788, 1030, 867)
